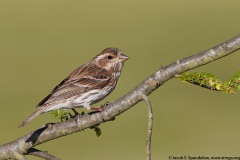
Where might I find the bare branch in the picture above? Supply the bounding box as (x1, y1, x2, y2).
(27, 148, 60, 160)
(141, 94, 153, 160)
(0, 34, 240, 159)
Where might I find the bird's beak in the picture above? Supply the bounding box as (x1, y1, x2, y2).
(119, 53, 129, 62)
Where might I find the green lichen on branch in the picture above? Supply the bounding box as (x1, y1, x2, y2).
(51, 109, 103, 136)
(178, 71, 240, 94)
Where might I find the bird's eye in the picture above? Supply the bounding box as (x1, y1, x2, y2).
(107, 56, 113, 60)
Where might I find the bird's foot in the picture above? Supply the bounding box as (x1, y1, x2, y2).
(70, 109, 86, 124)
(91, 101, 110, 112)
(74, 114, 82, 124)
(69, 108, 81, 118)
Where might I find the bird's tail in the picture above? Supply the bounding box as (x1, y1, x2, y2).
(18, 109, 44, 128)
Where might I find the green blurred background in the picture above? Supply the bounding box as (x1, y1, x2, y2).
(0, 0, 240, 159)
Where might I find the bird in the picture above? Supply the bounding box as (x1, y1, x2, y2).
(18, 48, 128, 127)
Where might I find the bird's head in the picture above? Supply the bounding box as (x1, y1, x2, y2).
(93, 48, 128, 71)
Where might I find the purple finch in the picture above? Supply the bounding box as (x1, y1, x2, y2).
(18, 48, 128, 127)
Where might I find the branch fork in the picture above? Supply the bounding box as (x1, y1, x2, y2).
(0, 34, 240, 159)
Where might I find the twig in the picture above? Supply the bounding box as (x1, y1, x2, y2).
(27, 148, 60, 160)
(141, 94, 153, 160)
(183, 80, 219, 91)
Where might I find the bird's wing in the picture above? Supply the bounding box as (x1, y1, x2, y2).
(36, 64, 111, 107)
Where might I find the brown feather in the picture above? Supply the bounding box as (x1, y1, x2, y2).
(19, 47, 128, 127)
(36, 63, 112, 107)
(36, 77, 69, 107)
(18, 109, 45, 127)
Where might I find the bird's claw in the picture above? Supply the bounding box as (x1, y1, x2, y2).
(69, 108, 81, 118)
(91, 101, 110, 112)
(74, 114, 82, 124)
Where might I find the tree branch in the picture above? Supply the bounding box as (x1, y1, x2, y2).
(0, 34, 240, 159)
(27, 148, 60, 160)
(141, 94, 153, 160)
